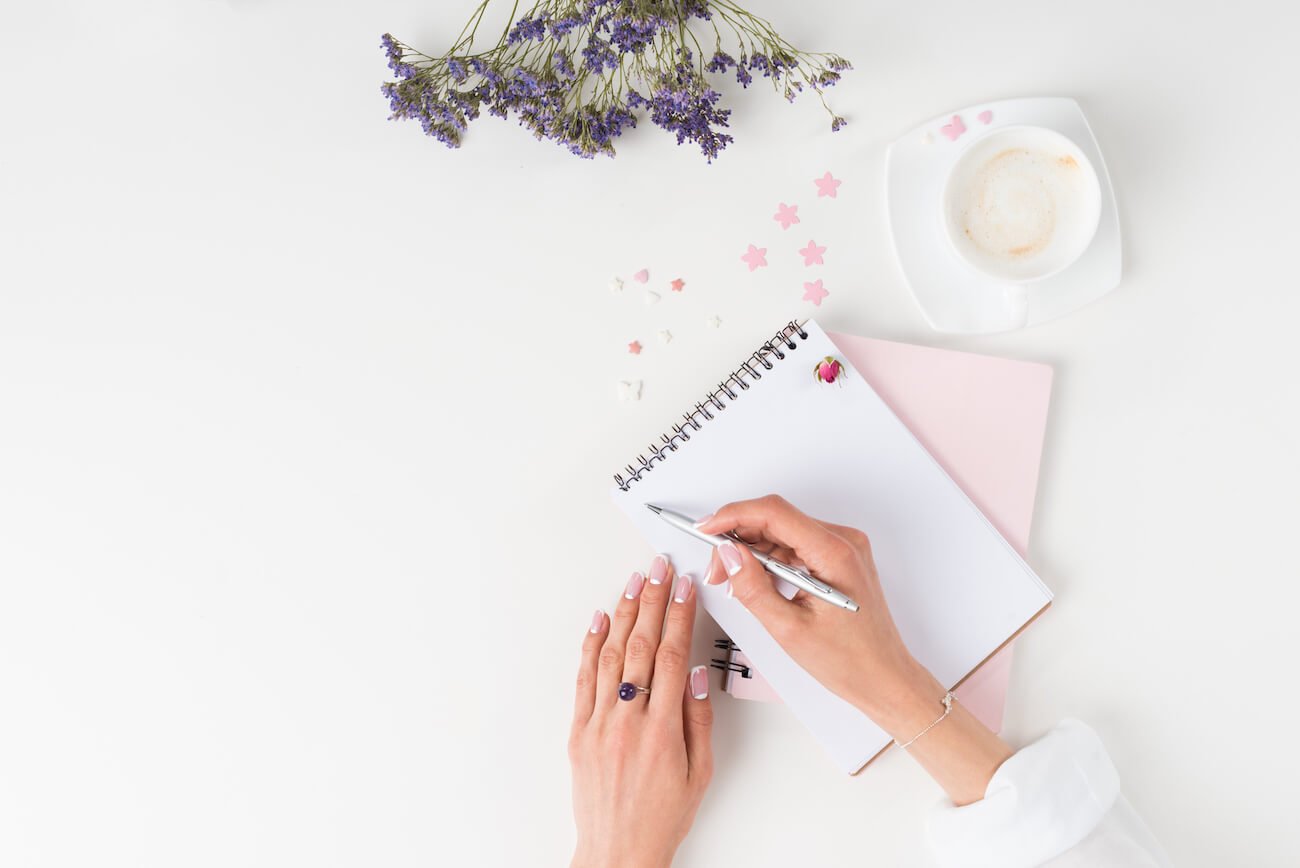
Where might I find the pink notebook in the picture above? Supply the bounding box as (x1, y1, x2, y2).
(717, 333, 1053, 734)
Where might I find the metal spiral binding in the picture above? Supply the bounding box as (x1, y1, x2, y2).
(710, 639, 752, 679)
(613, 320, 808, 491)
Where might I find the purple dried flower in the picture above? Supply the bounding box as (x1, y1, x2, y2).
(380, 1, 849, 161)
(831, 116, 847, 132)
(608, 14, 667, 54)
(381, 33, 419, 80)
(705, 50, 735, 72)
(507, 15, 547, 44)
(581, 36, 619, 74)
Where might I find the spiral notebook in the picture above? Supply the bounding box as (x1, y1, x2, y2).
(611, 320, 1053, 775)
(713, 330, 1055, 737)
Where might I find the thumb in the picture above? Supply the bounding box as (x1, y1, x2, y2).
(715, 540, 802, 635)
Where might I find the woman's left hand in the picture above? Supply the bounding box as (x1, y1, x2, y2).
(569, 557, 714, 868)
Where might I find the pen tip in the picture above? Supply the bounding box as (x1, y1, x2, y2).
(645, 503, 662, 514)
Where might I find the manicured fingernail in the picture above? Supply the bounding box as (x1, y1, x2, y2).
(624, 571, 645, 600)
(690, 665, 709, 700)
(718, 541, 743, 576)
(692, 513, 715, 528)
(725, 580, 734, 598)
(674, 574, 693, 604)
(649, 554, 669, 585)
(590, 609, 605, 633)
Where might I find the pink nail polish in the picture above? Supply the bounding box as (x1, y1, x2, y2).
(649, 554, 669, 585)
(674, 574, 693, 604)
(725, 580, 734, 598)
(690, 665, 709, 700)
(590, 609, 604, 633)
(692, 513, 715, 528)
(624, 571, 645, 600)
(718, 541, 743, 577)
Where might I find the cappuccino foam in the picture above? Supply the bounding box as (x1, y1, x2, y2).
(955, 147, 1086, 263)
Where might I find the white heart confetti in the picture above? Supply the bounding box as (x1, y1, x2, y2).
(644, 291, 660, 306)
(658, 329, 673, 344)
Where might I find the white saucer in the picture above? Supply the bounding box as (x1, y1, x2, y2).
(885, 97, 1122, 334)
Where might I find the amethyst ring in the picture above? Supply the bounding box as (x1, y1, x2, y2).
(618, 682, 650, 702)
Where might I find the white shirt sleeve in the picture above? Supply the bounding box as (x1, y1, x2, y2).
(926, 719, 1170, 868)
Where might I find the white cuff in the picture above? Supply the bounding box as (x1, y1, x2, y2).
(926, 719, 1120, 868)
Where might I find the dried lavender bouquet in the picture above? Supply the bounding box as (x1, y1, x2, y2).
(381, 0, 851, 161)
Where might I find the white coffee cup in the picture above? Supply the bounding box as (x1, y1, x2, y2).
(941, 125, 1102, 283)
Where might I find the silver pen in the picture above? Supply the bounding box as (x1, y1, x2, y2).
(646, 504, 860, 612)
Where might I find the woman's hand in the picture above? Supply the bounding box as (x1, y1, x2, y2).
(698, 495, 934, 732)
(698, 495, 1012, 804)
(569, 557, 713, 868)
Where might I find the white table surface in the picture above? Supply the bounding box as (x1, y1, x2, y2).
(3, 1, 1298, 865)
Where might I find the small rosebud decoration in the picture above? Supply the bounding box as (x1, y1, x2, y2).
(813, 356, 845, 385)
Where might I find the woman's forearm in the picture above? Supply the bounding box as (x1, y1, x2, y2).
(854, 662, 1013, 806)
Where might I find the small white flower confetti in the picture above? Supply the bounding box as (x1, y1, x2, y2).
(617, 380, 643, 402)
(658, 329, 673, 345)
(608, 277, 624, 294)
(707, 314, 722, 329)
(921, 130, 935, 145)
(644, 290, 661, 306)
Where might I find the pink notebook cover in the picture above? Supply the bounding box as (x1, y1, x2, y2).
(722, 333, 1053, 734)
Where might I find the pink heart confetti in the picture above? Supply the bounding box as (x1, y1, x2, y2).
(802, 279, 829, 306)
(813, 172, 842, 198)
(798, 240, 826, 267)
(628, 340, 642, 355)
(939, 115, 966, 141)
(773, 203, 800, 230)
(740, 244, 768, 272)
(670, 278, 685, 292)
(632, 268, 649, 284)
(977, 110, 993, 124)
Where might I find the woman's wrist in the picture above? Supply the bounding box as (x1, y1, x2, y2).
(852, 659, 949, 744)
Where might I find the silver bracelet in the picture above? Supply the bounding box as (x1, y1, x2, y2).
(894, 691, 956, 749)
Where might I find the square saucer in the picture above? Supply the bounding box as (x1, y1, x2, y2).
(885, 97, 1122, 334)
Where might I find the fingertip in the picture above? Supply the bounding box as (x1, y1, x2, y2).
(689, 665, 709, 700)
(588, 608, 606, 634)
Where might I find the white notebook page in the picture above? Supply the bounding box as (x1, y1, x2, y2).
(612, 321, 1052, 774)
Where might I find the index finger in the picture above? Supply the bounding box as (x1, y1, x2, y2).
(696, 494, 854, 578)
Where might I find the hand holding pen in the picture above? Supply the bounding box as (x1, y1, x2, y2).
(686, 496, 963, 764)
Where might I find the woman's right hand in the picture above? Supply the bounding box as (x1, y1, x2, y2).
(699, 495, 1014, 805)
(696, 493, 941, 732)
(697, 495, 946, 742)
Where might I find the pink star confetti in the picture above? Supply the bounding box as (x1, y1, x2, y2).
(740, 244, 768, 272)
(670, 278, 685, 292)
(802, 279, 829, 306)
(773, 203, 800, 230)
(813, 172, 842, 198)
(632, 268, 649, 284)
(628, 340, 642, 355)
(798, 240, 827, 266)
